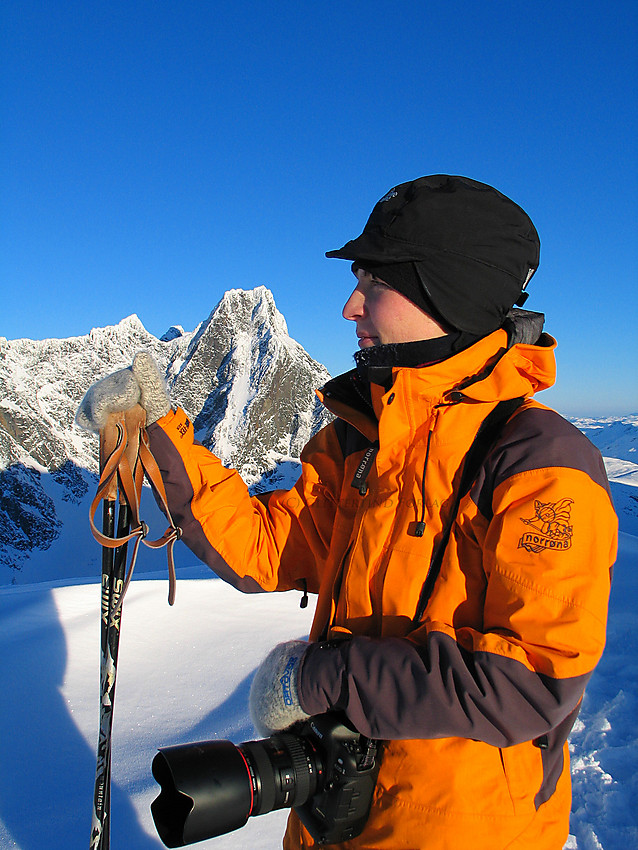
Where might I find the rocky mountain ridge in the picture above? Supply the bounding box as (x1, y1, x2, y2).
(0, 287, 332, 583)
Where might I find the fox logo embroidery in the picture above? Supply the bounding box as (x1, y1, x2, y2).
(518, 498, 574, 553)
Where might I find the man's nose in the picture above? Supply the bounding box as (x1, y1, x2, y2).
(342, 288, 365, 321)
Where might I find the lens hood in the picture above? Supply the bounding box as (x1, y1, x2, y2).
(151, 740, 253, 847)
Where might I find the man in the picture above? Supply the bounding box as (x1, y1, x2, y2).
(77, 175, 617, 849)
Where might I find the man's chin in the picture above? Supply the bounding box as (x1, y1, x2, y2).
(357, 337, 378, 348)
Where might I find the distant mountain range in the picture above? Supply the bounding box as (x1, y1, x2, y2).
(0, 289, 636, 586)
(568, 416, 638, 464)
(567, 415, 638, 538)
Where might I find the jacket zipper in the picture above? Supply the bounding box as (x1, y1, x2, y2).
(319, 541, 353, 640)
(415, 408, 440, 537)
(350, 442, 379, 496)
(325, 439, 376, 633)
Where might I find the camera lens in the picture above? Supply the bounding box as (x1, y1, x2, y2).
(151, 731, 324, 847)
(240, 732, 323, 815)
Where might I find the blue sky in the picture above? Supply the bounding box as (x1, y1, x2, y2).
(2, 0, 636, 415)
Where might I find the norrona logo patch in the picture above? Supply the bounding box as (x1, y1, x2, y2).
(518, 498, 574, 553)
(280, 656, 298, 706)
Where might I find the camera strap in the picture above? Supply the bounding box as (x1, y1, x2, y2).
(411, 396, 524, 626)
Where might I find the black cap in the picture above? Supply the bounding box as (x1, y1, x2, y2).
(327, 175, 540, 335)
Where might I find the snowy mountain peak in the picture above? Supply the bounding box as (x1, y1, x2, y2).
(0, 287, 332, 583)
(162, 286, 329, 471)
(216, 286, 290, 337)
(117, 313, 145, 330)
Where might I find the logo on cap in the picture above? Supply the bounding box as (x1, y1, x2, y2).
(378, 189, 398, 203)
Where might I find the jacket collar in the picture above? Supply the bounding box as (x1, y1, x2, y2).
(318, 311, 555, 435)
(353, 331, 482, 378)
(399, 327, 556, 404)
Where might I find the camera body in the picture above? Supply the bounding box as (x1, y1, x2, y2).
(293, 714, 380, 844)
(151, 713, 381, 847)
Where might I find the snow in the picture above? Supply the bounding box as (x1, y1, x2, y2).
(0, 571, 311, 850)
(572, 416, 638, 463)
(603, 457, 638, 487)
(1, 532, 636, 850)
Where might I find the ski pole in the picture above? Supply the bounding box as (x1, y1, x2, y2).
(87, 403, 178, 849)
(97, 500, 131, 850)
(90, 415, 122, 850)
(90, 406, 145, 850)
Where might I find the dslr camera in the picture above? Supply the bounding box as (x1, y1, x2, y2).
(151, 713, 381, 847)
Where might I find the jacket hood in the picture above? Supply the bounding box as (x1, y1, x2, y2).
(382, 326, 556, 405)
(449, 329, 556, 402)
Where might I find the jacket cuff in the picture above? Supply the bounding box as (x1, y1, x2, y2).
(298, 641, 346, 716)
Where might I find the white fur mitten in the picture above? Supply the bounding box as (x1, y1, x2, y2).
(76, 351, 171, 432)
(131, 351, 171, 425)
(249, 640, 311, 736)
(75, 367, 141, 432)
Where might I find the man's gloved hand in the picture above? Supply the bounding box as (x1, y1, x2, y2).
(131, 352, 172, 424)
(249, 640, 312, 736)
(75, 351, 171, 432)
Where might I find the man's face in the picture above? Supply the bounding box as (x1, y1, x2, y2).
(342, 268, 447, 348)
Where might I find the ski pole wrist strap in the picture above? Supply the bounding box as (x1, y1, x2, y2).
(90, 405, 182, 608)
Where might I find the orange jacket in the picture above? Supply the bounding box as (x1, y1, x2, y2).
(148, 324, 617, 850)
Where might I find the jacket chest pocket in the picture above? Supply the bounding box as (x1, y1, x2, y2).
(333, 490, 437, 634)
(329, 489, 396, 631)
(378, 492, 487, 634)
